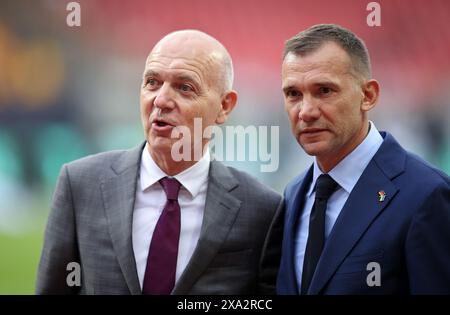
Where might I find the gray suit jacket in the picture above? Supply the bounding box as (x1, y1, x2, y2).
(36, 143, 284, 294)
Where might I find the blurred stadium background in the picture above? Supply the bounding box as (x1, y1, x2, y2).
(1, 0, 449, 294)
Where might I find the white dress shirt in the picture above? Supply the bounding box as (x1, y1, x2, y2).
(132, 142, 210, 289)
(294, 121, 383, 291)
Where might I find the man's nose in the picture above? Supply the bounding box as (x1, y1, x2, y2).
(298, 97, 320, 122)
(153, 83, 175, 110)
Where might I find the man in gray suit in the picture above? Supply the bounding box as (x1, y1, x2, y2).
(36, 30, 283, 294)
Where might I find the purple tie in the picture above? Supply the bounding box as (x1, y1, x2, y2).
(142, 177, 181, 295)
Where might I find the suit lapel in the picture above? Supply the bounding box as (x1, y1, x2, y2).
(172, 161, 241, 294)
(308, 132, 406, 294)
(101, 143, 144, 295)
(283, 168, 313, 293)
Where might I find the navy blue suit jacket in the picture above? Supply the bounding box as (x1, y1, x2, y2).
(277, 132, 450, 294)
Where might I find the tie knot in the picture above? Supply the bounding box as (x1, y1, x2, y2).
(315, 174, 338, 200)
(159, 177, 181, 201)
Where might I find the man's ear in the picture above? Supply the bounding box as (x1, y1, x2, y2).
(215, 90, 237, 125)
(361, 79, 380, 112)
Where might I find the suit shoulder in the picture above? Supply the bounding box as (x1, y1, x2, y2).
(225, 165, 282, 201)
(58, 145, 142, 191)
(65, 149, 128, 172)
(405, 151, 450, 187)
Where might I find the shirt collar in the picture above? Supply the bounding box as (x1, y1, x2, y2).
(307, 121, 383, 196)
(140, 142, 211, 198)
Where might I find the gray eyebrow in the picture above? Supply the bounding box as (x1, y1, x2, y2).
(143, 70, 160, 78)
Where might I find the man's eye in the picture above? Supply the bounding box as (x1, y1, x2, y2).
(144, 78, 158, 88)
(319, 86, 332, 94)
(180, 84, 193, 92)
(286, 90, 301, 99)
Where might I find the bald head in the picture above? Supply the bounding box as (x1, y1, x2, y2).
(148, 30, 234, 93)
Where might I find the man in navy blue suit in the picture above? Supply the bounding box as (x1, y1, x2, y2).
(277, 24, 450, 294)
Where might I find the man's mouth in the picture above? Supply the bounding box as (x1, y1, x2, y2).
(300, 128, 327, 134)
(155, 121, 169, 127)
(151, 118, 176, 133)
(151, 117, 175, 126)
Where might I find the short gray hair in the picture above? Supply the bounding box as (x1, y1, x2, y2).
(221, 51, 234, 92)
(283, 24, 372, 79)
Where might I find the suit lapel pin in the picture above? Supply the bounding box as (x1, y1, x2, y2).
(378, 190, 386, 202)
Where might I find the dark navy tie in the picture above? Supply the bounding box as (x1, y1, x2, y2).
(301, 174, 338, 294)
(142, 177, 181, 294)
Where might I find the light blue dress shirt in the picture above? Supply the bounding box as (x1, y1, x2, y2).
(294, 121, 383, 291)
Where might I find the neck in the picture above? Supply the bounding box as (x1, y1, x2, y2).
(317, 120, 370, 173)
(148, 145, 207, 176)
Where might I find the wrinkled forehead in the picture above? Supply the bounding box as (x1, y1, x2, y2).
(146, 51, 217, 72)
(144, 42, 222, 85)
